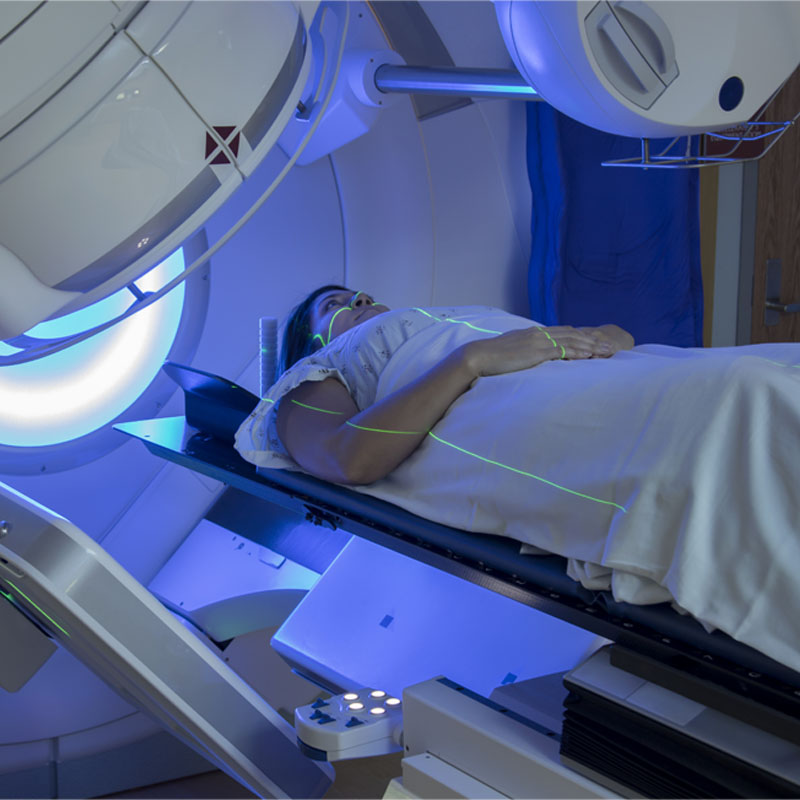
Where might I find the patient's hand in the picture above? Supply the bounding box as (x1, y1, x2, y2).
(463, 325, 604, 378)
(580, 325, 635, 357)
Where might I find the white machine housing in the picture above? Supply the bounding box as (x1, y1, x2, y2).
(495, 0, 800, 138)
(0, 0, 319, 340)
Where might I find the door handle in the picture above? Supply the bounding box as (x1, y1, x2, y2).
(764, 259, 800, 325)
(765, 300, 800, 313)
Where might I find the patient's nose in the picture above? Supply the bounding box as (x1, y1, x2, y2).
(352, 292, 373, 307)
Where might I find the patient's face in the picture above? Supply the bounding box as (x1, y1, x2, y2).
(310, 289, 389, 348)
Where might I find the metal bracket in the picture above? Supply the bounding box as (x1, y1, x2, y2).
(304, 505, 340, 531)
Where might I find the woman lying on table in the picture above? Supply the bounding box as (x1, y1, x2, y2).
(235, 284, 800, 675)
(260, 285, 633, 485)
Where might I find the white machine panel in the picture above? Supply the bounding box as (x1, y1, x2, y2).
(496, 0, 800, 137)
(273, 537, 603, 699)
(134, 1, 302, 149)
(1, 52, 219, 291)
(0, 0, 118, 138)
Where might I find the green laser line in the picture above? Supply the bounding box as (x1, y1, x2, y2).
(292, 399, 344, 415)
(6, 580, 71, 637)
(537, 327, 566, 359)
(310, 300, 570, 359)
(410, 308, 568, 358)
(426, 432, 627, 512)
(310, 292, 381, 349)
(326, 292, 369, 346)
(411, 308, 502, 335)
(278, 395, 627, 512)
(0, 589, 12, 602)
(292, 399, 420, 433)
(272, 307, 622, 511)
(346, 421, 423, 435)
(326, 305, 351, 346)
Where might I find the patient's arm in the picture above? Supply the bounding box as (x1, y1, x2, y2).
(277, 325, 607, 485)
(276, 348, 476, 485)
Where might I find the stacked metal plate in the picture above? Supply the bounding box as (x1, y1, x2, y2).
(561, 646, 800, 798)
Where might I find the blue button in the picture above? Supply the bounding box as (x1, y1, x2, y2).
(345, 717, 364, 728)
(719, 76, 744, 111)
(311, 699, 329, 709)
(317, 715, 335, 725)
(310, 710, 323, 720)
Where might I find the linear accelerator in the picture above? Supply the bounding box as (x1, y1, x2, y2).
(1, 1, 800, 798)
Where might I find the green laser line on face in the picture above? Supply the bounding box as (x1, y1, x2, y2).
(284, 398, 626, 511)
(312, 292, 382, 349)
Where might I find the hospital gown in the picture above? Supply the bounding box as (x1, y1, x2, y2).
(235, 306, 800, 673)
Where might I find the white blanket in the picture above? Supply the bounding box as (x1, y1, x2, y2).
(354, 334, 800, 675)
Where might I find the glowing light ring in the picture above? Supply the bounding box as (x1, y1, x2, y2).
(0, 252, 185, 447)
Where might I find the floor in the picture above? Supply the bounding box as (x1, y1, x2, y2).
(103, 752, 404, 799)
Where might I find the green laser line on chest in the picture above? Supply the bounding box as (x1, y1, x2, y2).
(313, 304, 568, 359)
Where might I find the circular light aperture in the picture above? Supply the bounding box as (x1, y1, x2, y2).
(0, 251, 185, 447)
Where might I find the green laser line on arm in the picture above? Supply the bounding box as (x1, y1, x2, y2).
(291, 399, 344, 415)
(273, 396, 627, 512)
(537, 327, 566, 359)
(347, 422, 423, 435)
(290, 399, 421, 433)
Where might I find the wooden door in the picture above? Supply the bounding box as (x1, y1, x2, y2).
(751, 66, 800, 343)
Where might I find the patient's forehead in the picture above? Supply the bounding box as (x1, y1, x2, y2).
(317, 289, 351, 304)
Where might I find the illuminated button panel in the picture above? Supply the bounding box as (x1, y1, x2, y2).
(294, 687, 403, 762)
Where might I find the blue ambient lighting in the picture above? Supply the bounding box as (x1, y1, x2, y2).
(0, 251, 186, 447)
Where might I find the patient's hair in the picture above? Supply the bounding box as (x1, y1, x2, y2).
(279, 284, 349, 378)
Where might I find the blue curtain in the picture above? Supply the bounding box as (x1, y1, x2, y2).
(526, 103, 703, 347)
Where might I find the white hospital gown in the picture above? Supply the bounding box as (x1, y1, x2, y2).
(235, 305, 800, 673)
